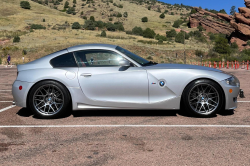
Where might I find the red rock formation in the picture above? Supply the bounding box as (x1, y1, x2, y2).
(189, 1, 250, 50)
(238, 7, 250, 18)
(189, 17, 200, 28)
(217, 13, 232, 21)
(245, 0, 250, 8)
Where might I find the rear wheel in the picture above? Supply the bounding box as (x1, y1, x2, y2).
(28, 80, 71, 119)
(182, 79, 224, 117)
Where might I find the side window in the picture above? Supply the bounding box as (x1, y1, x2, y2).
(50, 52, 77, 68)
(74, 50, 124, 67)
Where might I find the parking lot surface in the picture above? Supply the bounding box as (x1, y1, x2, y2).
(0, 65, 250, 165)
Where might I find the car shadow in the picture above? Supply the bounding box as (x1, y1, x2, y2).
(72, 109, 177, 117)
(16, 108, 234, 119)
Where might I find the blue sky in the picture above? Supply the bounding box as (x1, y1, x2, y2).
(161, 0, 243, 14)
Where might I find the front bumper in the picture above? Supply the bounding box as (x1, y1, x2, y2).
(219, 81, 240, 110)
(12, 80, 34, 108)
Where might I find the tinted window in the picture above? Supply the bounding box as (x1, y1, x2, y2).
(50, 52, 77, 68)
(74, 50, 123, 67)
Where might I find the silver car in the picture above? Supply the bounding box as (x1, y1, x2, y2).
(12, 44, 241, 118)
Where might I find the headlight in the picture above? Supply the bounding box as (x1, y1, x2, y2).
(225, 77, 240, 87)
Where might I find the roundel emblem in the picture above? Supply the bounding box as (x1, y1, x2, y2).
(159, 81, 165, 87)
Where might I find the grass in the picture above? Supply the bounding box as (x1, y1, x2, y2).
(0, 0, 208, 65)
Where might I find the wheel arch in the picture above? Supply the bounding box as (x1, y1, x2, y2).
(26, 79, 73, 109)
(180, 77, 226, 109)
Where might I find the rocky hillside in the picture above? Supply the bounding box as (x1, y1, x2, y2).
(189, 0, 250, 51)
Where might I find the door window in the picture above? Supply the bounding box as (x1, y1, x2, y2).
(74, 50, 124, 67)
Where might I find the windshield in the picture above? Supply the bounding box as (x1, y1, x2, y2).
(116, 46, 157, 66)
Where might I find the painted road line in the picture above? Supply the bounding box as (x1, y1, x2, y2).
(0, 101, 13, 102)
(0, 125, 250, 128)
(0, 105, 15, 113)
(0, 90, 11, 91)
(238, 101, 250, 102)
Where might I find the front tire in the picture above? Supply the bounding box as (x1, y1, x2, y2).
(28, 80, 71, 119)
(182, 79, 224, 117)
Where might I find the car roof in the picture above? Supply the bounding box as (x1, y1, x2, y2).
(67, 43, 117, 52)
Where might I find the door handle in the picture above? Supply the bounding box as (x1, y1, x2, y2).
(80, 73, 92, 77)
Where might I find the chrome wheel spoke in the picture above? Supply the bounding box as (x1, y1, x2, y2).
(188, 83, 219, 115)
(33, 84, 64, 116)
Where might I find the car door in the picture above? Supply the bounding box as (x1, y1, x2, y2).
(74, 49, 149, 107)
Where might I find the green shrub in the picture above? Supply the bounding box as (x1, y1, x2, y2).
(190, 8, 197, 14)
(66, 7, 76, 14)
(147, 56, 153, 60)
(22, 49, 27, 55)
(0, 57, 1, 65)
(73, 0, 77, 4)
(197, 25, 203, 31)
(13, 36, 20, 43)
(158, 39, 163, 44)
(231, 42, 238, 49)
(81, 11, 83, 15)
(170, 12, 174, 15)
(43, 18, 45, 22)
(83, 20, 95, 30)
(95, 21, 104, 28)
(20, 1, 31, 9)
(106, 22, 116, 31)
(214, 36, 230, 54)
(247, 40, 250, 46)
(175, 32, 185, 44)
(148, 6, 151, 10)
(141, 17, 148, 22)
(83, 16, 87, 19)
(143, 28, 156, 39)
(209, 32, 215, 40)
(30, 24, 46, 29)
(126, 31, 132, 35)
(72, 22, 81, 29)
(101, 30, 106, 37)
(114, 22, 124, 31)
(123, 12, 128, 17)
(117, 12, 122, 17)
(172, 19, 182, 28)
(118, 4, 123, 8)
(64, 1, 69, 8)
(164, 10, 168, 13)
(109, 18, 113, 21)
(132, 26, 143, 36)
(159, 13, 165, 19)
(155, 34, 167, 41)
(166, 29, 177, 38)
(195, 50, 205, 57)
(90, 16, 95, 21)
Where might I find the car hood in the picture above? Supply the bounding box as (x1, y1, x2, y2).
(143, 63, 223, 72)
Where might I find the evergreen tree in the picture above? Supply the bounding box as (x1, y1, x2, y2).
(230, 6, 236, 15)
(214, 37, 230, 54)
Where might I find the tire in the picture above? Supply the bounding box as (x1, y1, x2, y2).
(182, 79, 224, 117)
(28, 80, 71, 119)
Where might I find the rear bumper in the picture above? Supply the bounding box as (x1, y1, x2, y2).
(12, 80, 34, 108)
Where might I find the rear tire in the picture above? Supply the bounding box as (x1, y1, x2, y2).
(28, 80, 71, 119)
(182, 79, 224, 117)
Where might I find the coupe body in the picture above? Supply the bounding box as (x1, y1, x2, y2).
(12, 44, 240, 118)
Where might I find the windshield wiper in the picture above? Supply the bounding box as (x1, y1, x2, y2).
(142, 61, 158, 66)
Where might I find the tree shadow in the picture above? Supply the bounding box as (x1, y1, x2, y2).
(72, 109, 177, 117)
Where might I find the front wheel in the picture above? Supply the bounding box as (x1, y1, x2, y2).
(28, 81, 71, 119)
(182, 79, 224, 117)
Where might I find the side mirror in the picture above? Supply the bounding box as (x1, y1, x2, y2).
(119, 59, 130, 67)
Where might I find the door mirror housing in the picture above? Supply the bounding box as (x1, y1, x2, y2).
(119, 59, 130, 67)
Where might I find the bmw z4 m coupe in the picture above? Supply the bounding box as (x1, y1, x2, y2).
(12, 44, 242, 118)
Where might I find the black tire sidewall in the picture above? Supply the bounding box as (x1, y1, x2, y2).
(182, 79, 224, 117)
(28, 80, 71, 119)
